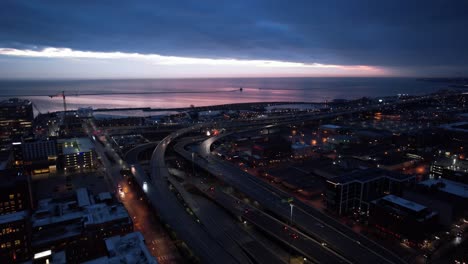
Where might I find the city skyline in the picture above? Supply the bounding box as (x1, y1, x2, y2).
(0, 2, 468, 263)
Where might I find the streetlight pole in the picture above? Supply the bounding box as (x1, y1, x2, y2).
(288, 203, 294, 264)
(282, 197, 294, 264)
(290, 203, 294, 225)
(191, 152, 195, 183)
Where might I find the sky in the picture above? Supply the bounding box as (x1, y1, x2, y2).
(0, 0, 467, 79)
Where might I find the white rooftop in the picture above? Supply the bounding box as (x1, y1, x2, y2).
(83, 232, 158, 264)
(33, 189, 129, 228)
(291, 142, 310, 150)
(98, 192, 113, 202)
(320, 124, 342, 129)
(420, 178, 468, 198)
(0, 210, 27, 225)
(381, 194, 426, 212)
(83, 203, 130, 226)
(77, 188, 91, 207)
(58, 137, 94, 155)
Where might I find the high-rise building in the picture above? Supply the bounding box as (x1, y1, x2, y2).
(0, 169, 33, 216)
(0, 211, 30, 263)
(0, 98, 34, 151)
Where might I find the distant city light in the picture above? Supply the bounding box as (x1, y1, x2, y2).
(143, 181, 148, 193)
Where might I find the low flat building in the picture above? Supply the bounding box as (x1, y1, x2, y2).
(83, 232, 158, 264)
(370, 195, 438, 244)
(31, 188, 132, 263)
(403, 178, 468, 226)
(430, 156, 468, 183)
(252, 136, 291, 160)
(419, 178, 468, 200)
(20, 139, 58, 175)
(319, 124, 344, 135)
(291, 142, 312, 158)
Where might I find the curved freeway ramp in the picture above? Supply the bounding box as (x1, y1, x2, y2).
(195, 130, 407, 264)
(126, 142, 242, 264)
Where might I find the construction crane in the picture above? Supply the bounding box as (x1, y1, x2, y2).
(32, 102, 42, 115)
(49, 91, 69, 133)
(49, 91, 67, 113)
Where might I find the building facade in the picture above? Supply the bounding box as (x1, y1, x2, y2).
(18, 139, 58, 175)
(325, 168, 415, 215)
(0, 98, 34, 151)
(0, 211, 30, 263)
(57, 138, 96, 171)
(0, 169, 32, 216)
(370, 195, 438, 244)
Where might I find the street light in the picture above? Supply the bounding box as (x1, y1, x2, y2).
(282, 197, 294, 264)
(290, 203, 294, 225)
(191, 152, 195, 181)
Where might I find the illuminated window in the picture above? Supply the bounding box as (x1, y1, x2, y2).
(9, 194, 14, 200)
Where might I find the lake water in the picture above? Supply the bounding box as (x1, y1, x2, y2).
(0, 77, 451, 114)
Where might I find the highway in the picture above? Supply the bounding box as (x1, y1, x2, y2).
(166, 175, 253, 264)
(174, 138, 306, 264)
(129, 140, 287, 264)
(141, 96, 439, 263)
(175, 137, 351, 263)
(193, 134, 406, 264)
(126, 142, 242, 264)
(200, 180, 351, 264)
(176, 126, 408, 262)
(188, 190, 286, 264)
